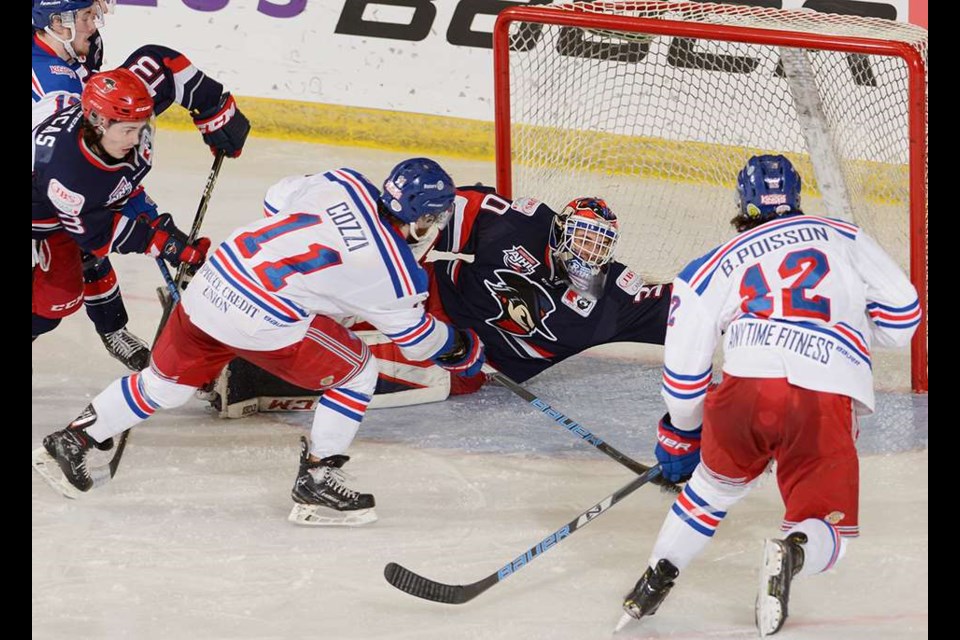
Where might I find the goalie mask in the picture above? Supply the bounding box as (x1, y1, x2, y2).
(549, 197, 620, 300)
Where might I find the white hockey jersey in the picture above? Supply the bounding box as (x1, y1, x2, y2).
(662, 214, 921, 428)
(181, 169, 453, 361)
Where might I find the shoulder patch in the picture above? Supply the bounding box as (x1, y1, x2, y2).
(47, 179, 85, 215)
(511, 196, 542, 216)
(49, 65, 77, 78)
(561, 288, 597, 317)
(107, 177, 132, 206)
(616, 269, 645, 295)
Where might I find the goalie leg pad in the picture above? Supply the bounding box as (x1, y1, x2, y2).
(212, 327, 451, 418)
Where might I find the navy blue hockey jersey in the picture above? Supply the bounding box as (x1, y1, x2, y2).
(433, 186, 671, 382)
(32, 104, 155, 256)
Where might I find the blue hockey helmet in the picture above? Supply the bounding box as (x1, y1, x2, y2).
(380, 158, 455, 231)
(735, 154, 802, 227)
(33, 0, 111, 30)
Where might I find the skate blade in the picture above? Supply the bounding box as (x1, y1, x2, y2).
(756, 539, 787, 637)
(288, 503, 378, 527)
(32, 447, 82, 500)
(613, 612, 634, 633)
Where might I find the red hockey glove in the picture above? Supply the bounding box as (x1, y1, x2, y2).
(145, 213, 210, 269)
(192, 92, 251, 158)
(654, 413, 702, 483)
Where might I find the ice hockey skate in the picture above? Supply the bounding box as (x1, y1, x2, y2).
(615, 558, 680, 632)
(32, 405, 115, 499)
(756, 532, 807, 636)
(288, 437, 377, 526)
(100, 326, 151, 371)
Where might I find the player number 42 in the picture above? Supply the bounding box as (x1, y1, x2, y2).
(739, 248, 832, 321)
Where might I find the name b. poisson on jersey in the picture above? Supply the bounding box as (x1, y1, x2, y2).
(684, 216, 858, 294)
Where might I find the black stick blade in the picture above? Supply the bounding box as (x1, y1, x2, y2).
(384, 562, 471, 604)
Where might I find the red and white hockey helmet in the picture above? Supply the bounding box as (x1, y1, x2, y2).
(81, 68, 153, 126)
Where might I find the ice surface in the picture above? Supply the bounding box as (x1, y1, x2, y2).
(33, 132, 927, 639)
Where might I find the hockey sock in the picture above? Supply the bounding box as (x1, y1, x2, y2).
(308, 388, 372, 458)
(84, 373, 161, 442)
(783, 518, 848, 576)
(648, 465, 751, 571)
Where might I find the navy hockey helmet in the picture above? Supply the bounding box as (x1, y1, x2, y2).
(380, 157, 455, 228)
(735, 154, 802, 225)
(32, 0, 112, 30)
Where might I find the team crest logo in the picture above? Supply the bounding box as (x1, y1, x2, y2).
(106, 177, 132, 205)
(502, 246, 539, 274)
(484, 269, 557, 341)
(101, 77, 118, 92)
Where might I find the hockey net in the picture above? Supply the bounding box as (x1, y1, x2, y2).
(493, 1, 927, 392)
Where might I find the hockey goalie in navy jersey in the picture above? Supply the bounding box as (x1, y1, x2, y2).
(211, 184, 671, 416)
(430, 186, 670, 385)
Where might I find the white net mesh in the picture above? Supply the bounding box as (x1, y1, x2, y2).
(499, 0, 927, 389)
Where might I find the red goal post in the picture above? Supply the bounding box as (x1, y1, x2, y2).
(493, 1, 927, 393)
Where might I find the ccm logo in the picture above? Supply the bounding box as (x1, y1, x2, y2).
(658, 434, 692, 451)
(50, 296, 83, 312)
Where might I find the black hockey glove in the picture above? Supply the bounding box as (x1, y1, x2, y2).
(84, 31, 104, 73)
(432, 327, 485, 377)
(192, 92, 251, 158)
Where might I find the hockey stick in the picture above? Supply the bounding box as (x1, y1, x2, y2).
(155, 258, 181, 303)
(481, 365, 680, 494)
(111, 151, 226, 479)
(384, 465, 662, 604)
(152, 150, 226, 344)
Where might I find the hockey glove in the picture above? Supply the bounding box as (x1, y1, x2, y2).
(192, 92, 251, 158)
(119, 188, 159, 221)
(83, 31, 104, 73)
(145, 214, 211, 269)
(654, 413, 702, 483)
(433, 327, 485, 377)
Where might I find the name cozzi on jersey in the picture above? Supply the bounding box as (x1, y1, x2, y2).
(326, 201, 369, 252)
(720, 226, 829, 277)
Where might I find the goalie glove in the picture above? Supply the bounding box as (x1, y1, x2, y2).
(654, 413, 702, 483)
(192, 92, 251, 158)
(432, 327, 485, 377)
(145, 213, 210, 269)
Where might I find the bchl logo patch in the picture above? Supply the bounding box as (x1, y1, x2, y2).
(106, 177, 132, 206)
(760, 193, 787, 205)
(510, 197, 541, 216)
(47, 179, 85, 215)
(562, 288, 596, 317)
(616, 269, 644, 295)
(49, 65, 76, 77)
(502, 245, 539, 274)
(385, 180, 403, 200)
